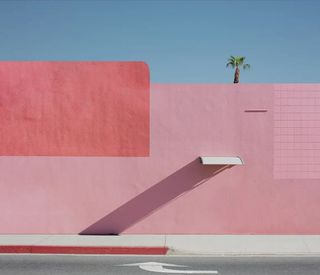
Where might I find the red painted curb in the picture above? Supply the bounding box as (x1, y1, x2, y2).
(0, 245, 168, 255)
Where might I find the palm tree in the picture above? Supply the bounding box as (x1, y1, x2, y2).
(226, 56, 250, 83)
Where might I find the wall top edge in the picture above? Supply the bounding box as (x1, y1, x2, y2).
(151, 83, 320, 86)
(151, 83, 320, 92)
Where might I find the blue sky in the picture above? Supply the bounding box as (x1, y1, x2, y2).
(0, 0, 319, 83)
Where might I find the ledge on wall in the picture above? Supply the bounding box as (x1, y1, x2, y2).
(200, 156, 244, 165)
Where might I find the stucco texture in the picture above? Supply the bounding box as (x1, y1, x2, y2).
(1, 81, 320, 234)
(0, 62, 149, 156)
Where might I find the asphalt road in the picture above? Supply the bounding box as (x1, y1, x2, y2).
(0, 255, 320, 275)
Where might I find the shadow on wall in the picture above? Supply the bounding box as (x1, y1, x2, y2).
(80, 158, 231, 235)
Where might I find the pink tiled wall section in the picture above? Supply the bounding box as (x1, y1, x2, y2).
(274, 88, 320, 179)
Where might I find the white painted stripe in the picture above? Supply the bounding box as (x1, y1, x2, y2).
(119, 262, 218, 274)
(139, 264, 218, 274)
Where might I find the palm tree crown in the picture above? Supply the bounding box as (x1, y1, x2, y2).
(226, 56, 250, 83)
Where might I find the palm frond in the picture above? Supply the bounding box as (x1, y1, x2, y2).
(226, 56, 236, 68)
(226, 62, 235, 68)
(227, 55, 250, 70)
(236, 56, 245, 65)
(243, 63, 250, 70)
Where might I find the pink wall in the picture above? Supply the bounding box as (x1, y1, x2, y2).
(1, 83, 320, 234)
(0, 62, 149, 156)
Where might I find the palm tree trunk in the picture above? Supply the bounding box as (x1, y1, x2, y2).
(234, 67, 240, 83)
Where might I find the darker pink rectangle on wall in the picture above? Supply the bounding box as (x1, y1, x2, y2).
(0, 62, 150, 156)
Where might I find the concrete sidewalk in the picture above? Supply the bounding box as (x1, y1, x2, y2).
(1, 235, 320, 255)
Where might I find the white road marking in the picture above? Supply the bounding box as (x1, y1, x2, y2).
(118, 261, 218, 274)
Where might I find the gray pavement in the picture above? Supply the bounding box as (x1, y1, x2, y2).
(0, 255, 320, 275)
